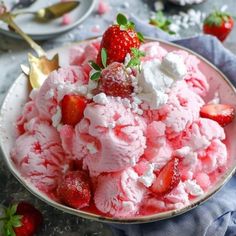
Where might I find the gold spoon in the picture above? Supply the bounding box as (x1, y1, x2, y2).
(12, 1, 80, 22)
(0, 3, 60, 88)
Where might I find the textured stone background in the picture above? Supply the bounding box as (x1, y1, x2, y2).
(0, 0, 235, 235)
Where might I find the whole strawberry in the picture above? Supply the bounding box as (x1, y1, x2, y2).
(203, 10, 234, 42)
(97, 13, 144, 65)
(99, 62, 133, 97)
(1, 202, 43, 236)
(57, 171, 91, 209)
(89, 47, 145, 97)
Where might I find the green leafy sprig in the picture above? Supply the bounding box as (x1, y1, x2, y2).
(127, 48, 145, 71)
(149, 11, 176, 35)
(88, 48, 107, 81)
(116, 13, 144, 42)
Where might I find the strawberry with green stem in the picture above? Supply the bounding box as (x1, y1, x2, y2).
(0, 202, 43, 236)
(89, 47, 145, 98)
(203, 10, 234, 41)
(96, 13, 144, 66)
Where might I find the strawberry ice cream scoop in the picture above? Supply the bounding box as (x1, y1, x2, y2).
(94, 168, 145, 217)
(73, 97, 146, 175)
(35, 66, 88, 122)
(16, 100, 39, 135)
(70, 39, 100, 75)
(11, 118, 68, 193)
(158, 80, 204, 135)
(180, 118, 227, 174)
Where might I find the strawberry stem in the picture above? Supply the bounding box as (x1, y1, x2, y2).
(0, 217, 7, 221)
(116, 13, 144, 43)
(204, 10, 231, 26)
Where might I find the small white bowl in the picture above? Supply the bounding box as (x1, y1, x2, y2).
(0, 0, 96, 40)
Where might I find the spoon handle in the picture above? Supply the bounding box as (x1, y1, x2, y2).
(11, 11, 35, 17)
(6, 15, 45, 57)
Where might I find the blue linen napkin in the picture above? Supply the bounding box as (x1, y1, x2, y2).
(109, 16, 236, 236)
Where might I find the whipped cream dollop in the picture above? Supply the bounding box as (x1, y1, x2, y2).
(137, 53, 187, 109)
(161, 52, 187, 79)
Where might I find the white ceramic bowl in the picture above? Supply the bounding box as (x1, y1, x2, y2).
(0, 38, 236, 224)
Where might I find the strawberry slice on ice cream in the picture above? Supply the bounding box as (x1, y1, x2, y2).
(151, 158, 180, 195)
(61, 95, 88, 126)
(200, 104, 235, 127)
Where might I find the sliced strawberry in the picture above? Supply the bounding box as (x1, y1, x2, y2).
(200, 104, 235, 127)
(150, 158, 180, 196)
(61, 95, 87, 126)
(97, 13, 143, 66)
(57, 171, 91, 209)
(99, 62, 133, 98)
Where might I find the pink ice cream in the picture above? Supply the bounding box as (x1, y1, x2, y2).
(11, 118, 68, 194)
(70, 39, 100, 75)
(140, 42, 168, 62)
(35, 66, 88, 122)
(11, 39, 232, 218)
(61, 96, 146, 176)
(94, 168, 145, 217)
(157, 80, 204, 135)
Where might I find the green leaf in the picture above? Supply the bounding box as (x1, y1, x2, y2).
(88, 60, 101, 71)
(11, 215, 22, 228)
(3, 222, 15, 236)
(9, 205, 17, 216)
(90, 71, 101, 81)
(126, 48, 145, 71)
(137, 32, 144, 42)
(101, 48, 107, 68)
(117, 13, 128, 26)
(127, 58, 139, 68)
(126, 21, 135, 30)
(149, 11, 175, 35)
(8, 226, 15, 236)
(131, 48, 145, 57)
